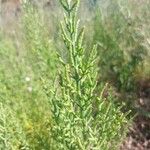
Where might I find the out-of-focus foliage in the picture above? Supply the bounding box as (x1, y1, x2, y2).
(0, 1, 57, 149)
(92, 0, 150, 92)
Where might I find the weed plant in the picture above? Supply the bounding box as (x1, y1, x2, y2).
(49, 0, 129, 149)
(0, 1, 57, 149)
(0, 103, 29, 149)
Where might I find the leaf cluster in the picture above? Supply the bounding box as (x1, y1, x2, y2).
(49, 0, 129, 149)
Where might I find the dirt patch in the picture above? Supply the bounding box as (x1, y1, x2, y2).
(121, 115, 150, 150)
(121, 80, 150, 150)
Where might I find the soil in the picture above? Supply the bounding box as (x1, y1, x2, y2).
(121, 115, 150, 150)
(120, 81, 150, 150)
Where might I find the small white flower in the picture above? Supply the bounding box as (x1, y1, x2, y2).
(25, 77, 31, 82)
(27, 87, 32, 92)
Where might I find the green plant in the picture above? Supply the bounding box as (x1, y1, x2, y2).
(0, 103, 29, 150)
(22, 1, 57, 80)
(0, 1, 57, 149)
(92, 0, 148, 92)
(48, 0, 129, 149)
